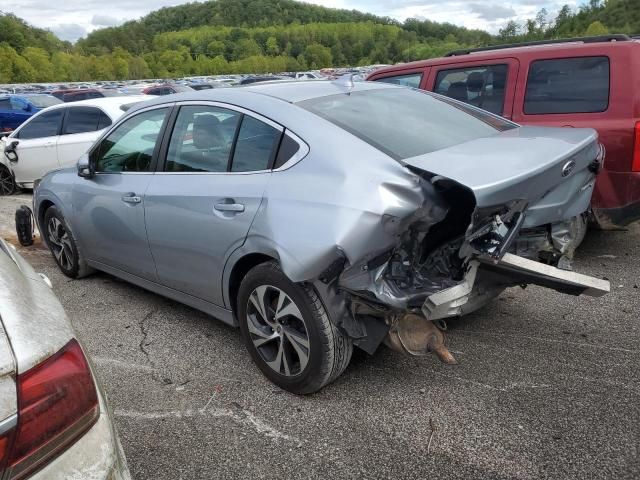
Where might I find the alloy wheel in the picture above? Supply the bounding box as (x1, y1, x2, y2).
(246, 285, 310, 377)
(47, 217, 74, 270)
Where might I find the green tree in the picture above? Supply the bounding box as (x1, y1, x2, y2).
(265, 36, 279, 55)
(585, 20, 609, 35)
(303, 43, 332, 68)
(22, 47, 54, 81)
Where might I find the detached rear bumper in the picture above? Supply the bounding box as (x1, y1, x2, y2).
(421, 253, 610, 321)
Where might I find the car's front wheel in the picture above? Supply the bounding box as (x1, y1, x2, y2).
(237, 262, 352, 394)
(43, 206, 93, 278)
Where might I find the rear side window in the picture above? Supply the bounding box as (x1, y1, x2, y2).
(434, 64, 508, 116)
(299, 88, 517, 161)
(375, 73, 423, 89)
(16, 109, 63, 139)
(524, 56, 610, 114)
(64, 107, 112, 134)
(230, 116, 280, 172)
(0, 99, 10, 110)
(165, 105, 241, 173)
(274, 133, 300, 169)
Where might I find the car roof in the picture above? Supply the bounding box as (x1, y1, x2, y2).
(370, 36, 640, 76)
(127, 79, 397, 113)
(30, 95, 151, 118)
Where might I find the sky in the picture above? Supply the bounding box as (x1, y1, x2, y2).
(3, 0, 583, 42)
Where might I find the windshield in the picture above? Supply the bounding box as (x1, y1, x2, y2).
(23, 95, 62, 108)
(297, 88, 517, 160)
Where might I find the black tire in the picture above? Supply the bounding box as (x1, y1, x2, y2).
(43, 206, 93, 278)
(0, 164, 15, 196)
(237, 261, 352, 394)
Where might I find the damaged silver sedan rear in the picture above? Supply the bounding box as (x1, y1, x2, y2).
(34, 81, 609, 394)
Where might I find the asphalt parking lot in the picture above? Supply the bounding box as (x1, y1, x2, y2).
(1, 192, 639, 480)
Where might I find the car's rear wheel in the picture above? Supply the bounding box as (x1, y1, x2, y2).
(237, 261, 352, 394)
(43, 206, 93, 278)
(0, 165, 15, 196)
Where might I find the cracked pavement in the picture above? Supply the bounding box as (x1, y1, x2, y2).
(1, 193, 639, 479)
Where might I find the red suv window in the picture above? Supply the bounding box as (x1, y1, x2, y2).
(524, 56, 610, 115)
(375, 73, 423, 89)
(434, 64, 509, 116)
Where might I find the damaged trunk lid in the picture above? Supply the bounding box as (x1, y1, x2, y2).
(402, 125, 600, 229)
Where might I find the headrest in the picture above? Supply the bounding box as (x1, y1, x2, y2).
(193, 114, 222, 149)
(466, 72, 484, 92)
(446, 82, 468, 102)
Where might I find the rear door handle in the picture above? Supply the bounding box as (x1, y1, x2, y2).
(121, 194, 141, 204)
(214, 202, 245, 213)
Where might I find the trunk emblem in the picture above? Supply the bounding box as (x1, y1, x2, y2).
(561, 160, 576, 177)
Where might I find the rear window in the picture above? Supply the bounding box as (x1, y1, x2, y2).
(22, 95, 61, 108)
(64, 107, 111, 134)
(524, 56, 610, 115)
(298, 88, 516, 160)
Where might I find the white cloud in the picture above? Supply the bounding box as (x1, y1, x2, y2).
(91, 14, 122, 27)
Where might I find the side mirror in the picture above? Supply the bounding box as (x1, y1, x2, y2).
(77, 154, 93, 178)
(23, 104, 31, 112)
(4, 140, 18, 162)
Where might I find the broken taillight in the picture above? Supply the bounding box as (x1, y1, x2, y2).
(632, 121, 640, 172)
(6, 339, 98, 479)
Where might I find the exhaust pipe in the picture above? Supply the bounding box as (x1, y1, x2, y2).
(384, 313, 457, 365)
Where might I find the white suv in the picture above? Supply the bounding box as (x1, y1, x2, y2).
(0, 96, 148, 192)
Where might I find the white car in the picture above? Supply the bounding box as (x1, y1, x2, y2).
(0, 238, 131, 479)
(0, 96, 149, 191)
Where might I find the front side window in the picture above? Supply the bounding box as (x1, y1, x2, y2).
(376, 73, 423, 89)
(16, 109, 64, 139)
(524, 56, 610, 115)
(64, 107, 112, 135)
(93, 108, 167, 173)
(299, 88, 517, 161)
(434, 64, 508, 115)
(166, 106, 241, 172)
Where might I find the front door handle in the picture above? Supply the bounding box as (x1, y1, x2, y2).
(121, 194, 141, 204)
(214, 202, 245, 213)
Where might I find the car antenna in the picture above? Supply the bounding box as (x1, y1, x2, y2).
(332, 73, 355, 89)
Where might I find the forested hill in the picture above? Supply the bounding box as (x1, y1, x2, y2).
(0, 12, 68, 53)
(76, 0, 488, 55)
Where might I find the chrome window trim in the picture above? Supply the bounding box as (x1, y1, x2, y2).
(172, 100, 284, 133)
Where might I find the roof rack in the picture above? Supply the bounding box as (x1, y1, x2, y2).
(445, 34, 631, 57)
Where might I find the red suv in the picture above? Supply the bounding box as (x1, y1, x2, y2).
(368, 35, 640, 228)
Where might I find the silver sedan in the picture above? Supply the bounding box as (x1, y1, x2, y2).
(34, 80, 608, 394)
(0, 239, 131, 479)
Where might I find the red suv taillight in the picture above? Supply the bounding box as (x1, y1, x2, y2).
(633, 121, 640, 172)
(6, 339, 98, 480)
